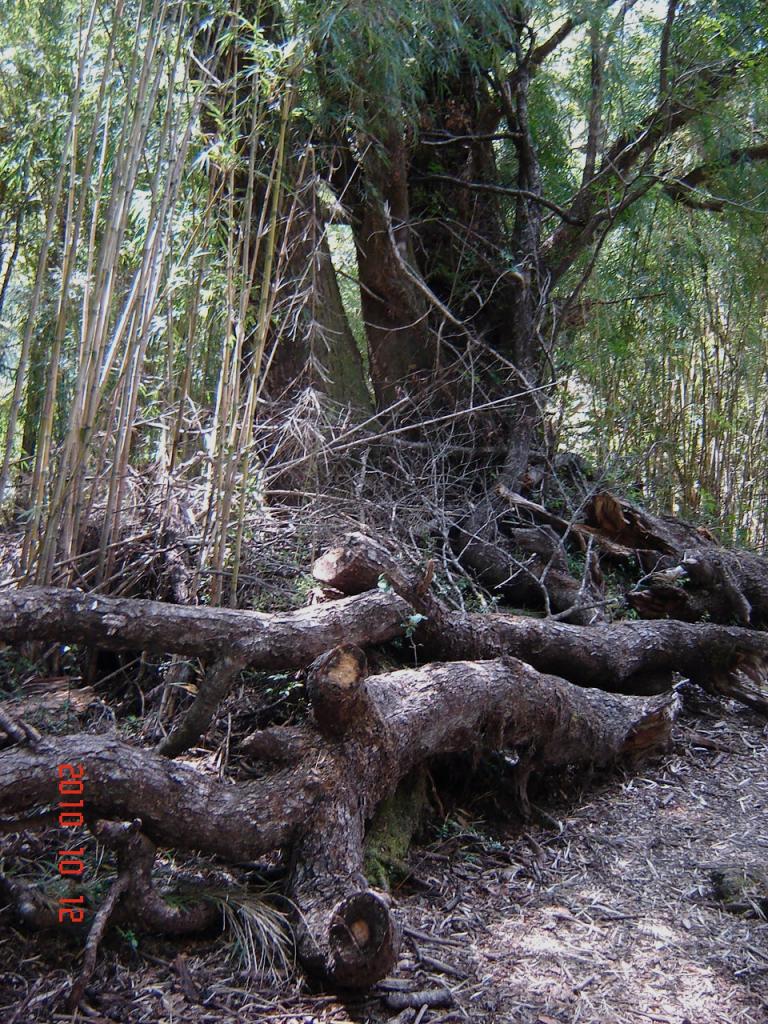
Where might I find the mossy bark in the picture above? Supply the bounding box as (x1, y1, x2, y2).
(364, 768, 430, 890)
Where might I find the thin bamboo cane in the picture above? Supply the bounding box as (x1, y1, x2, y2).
(0, 1, 98, 506)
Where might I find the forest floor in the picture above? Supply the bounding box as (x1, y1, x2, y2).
(2, 688, 767, 1024)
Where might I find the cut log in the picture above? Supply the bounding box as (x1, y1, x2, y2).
(0, 586, 412, 756)
(0, 652, 674, 988)
(495, 488, 768, 627)
(290, 655, 675, 986)
(313, 533, 768, 712)
(306, 644, 370, 737)
(469, 617, 768, 712)
(0, 733, 308, 860)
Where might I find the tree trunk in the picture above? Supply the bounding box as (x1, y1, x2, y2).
(350, 125, 436, 407)
(0, 585, 408, 664)
(200, 4, 370, 412)
(1, 650, 674, 988)
(313, 532, 768, 712)
(0, 585, 411, 756)
(262, 168, 372, 410)
(408, 68, 518, 353)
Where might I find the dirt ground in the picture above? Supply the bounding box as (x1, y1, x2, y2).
(2, 689, 767, 1024)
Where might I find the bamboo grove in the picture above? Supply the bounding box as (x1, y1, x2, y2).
(0, 0, 766, 614)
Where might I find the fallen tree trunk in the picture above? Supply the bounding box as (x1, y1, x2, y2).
(583, 491, 768, 628)
(0, 651, 674, 988)
(463, 618, 768, 710)
(0, 586, 411, 756)
(0, 585, 410, 664)
(314, 533, 768, 712)
(2, 521, 758, 987)
(491, 486, 768, 629)
(451, 498, 604, 625)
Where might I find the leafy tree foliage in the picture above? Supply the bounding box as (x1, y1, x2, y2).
(0, 0, 765, 594)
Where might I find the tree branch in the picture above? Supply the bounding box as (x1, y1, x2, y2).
(522, 0, 628, 75)
(658, 0, 679, 97)
(663, 141, 768, 211)
(411, 173, 585, 225)
(582, 1, 641, 188)
(545, 54, 763, 279)
(582, 20, 605, 187)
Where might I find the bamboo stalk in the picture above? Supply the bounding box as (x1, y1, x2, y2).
(0, 0, 98, 506)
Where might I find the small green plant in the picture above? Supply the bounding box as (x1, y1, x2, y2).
(434, 816, 507, 858)
(263, 671, 303, 701)
(117, 927, 139, 951)
(566, 552, 586, 579)
(403, 613, 427, 639)
(292, 573, 318, 603)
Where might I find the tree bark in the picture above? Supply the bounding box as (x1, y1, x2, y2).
(263, 172, 372, 410)
(0, 733, 306, 860)
(314, 532, 768, 712)
(407, 67, 518, 357)
(1, 651, 674, 988)
(0, 586, 412, 756)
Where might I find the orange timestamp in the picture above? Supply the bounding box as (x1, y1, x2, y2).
(56, 763, 87, 925)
